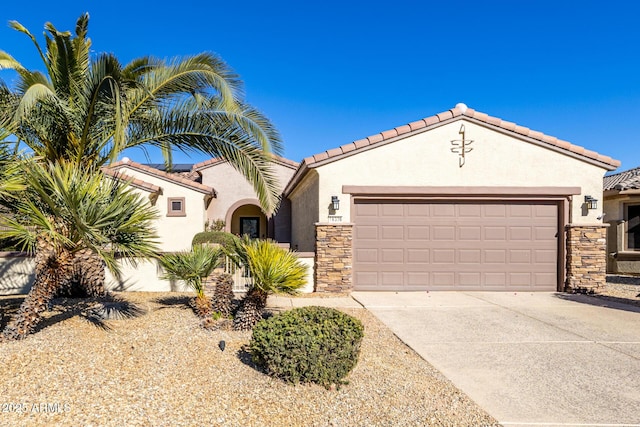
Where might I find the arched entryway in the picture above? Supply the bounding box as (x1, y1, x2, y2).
(225, 199, 268, 239)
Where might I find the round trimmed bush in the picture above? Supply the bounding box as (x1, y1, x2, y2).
(249, 306, 364, 387)
(191, 231, 238, 248)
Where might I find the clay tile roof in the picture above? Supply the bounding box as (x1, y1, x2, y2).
(109, 159, 216, 195)
(102, 168, 161, 193)
(604, 167, 640, 190)
(297, 103, 620, 170)
(192, 154, 299, 171)
(284, 103, 621, 196)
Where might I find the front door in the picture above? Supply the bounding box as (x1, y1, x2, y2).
(240, 217, 260, 239)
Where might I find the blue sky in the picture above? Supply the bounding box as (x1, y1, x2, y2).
(2, 1, 639, 171)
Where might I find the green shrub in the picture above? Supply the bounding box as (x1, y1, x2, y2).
(249, 306, 364, 387)
(192, 231, 238, 248)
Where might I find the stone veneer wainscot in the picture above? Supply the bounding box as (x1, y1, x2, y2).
(566, 224, 608, 291)
(314, 223, 353, 293)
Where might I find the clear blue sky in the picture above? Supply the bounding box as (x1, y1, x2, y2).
(2, 1, 639, 171)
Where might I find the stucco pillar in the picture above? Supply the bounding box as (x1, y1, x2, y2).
(314, 223, 353, 293)
(565, 224, 608, 292)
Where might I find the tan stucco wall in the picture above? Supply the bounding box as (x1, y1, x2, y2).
(311, 120, 608, 224)
(199, 160, 296, 226)
(288, 171, 320, 252)
(0, 254, 35, 295)
(114, 166, 208, 252)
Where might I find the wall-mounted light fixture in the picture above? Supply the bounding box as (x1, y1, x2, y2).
(585, 195, 598, 210)
(331, 196, 340, 211)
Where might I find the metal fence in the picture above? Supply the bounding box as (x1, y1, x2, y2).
(223, 256, 253, 293)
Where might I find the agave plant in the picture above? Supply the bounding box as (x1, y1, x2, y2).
(159, 244, 224, 318)
(233, 240, 308, 331)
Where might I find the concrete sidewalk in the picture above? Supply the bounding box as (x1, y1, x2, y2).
(352, 291, 640, 427)
(266, 295, 363, 309)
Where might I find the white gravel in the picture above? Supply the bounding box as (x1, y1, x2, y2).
(0, 292, 499, 426)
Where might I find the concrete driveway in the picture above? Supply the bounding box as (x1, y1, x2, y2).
(352, 291, 640, 427)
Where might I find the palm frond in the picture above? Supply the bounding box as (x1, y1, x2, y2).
(159, 244, 223, 297)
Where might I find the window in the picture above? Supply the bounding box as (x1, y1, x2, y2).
(626, 204, 640, 250)
(240, 217, 260, 239)
(167, 197, 186, 217)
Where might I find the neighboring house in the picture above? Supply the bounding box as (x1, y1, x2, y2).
(284, 103, 620, 293)
(603, 167, 640, 274)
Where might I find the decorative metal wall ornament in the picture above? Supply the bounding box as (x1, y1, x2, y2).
(450, 124, 474, 167)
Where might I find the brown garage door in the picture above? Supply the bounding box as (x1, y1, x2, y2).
(353, 200, 559, 291)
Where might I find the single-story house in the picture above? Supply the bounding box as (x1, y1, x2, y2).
(0, 103, 621, 295)
(283, 103, 619, 292)
(603, 167, 640, 274)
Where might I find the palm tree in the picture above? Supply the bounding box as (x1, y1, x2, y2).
(0, 160, 159, 340)
(159, 244, 224, 318)
(233, 240, 307, 331)
(0, 14, 282, 312)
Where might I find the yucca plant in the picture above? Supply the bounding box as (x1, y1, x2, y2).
(233, 240, 308, 331)
(159, 244, 224, 318)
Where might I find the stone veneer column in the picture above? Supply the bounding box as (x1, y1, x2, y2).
(314, 223, 353, 293)
(565, 224, 608, 292)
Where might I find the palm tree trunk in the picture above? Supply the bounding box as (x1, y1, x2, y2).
(2, 240, 74, 340)
(212, 272, 234, 316)
(72, 248, 107, 297)
(233, 287, 268, 331)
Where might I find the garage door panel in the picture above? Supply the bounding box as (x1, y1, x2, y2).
(509, 227, 532, 240)
(459, 226, 481, 240)
(433, 249, 455, 263)
(407, 272, 429, 286)
(485, 250, 507, 263)
(485, 226, 507, 241)
(356, 225, 378, 239)
(535, 226, 558, 240)
(485, 273, 507, 286)
(355, 248, 378, 263)
(484, 204, 507, 217)
(433, 226, 455, 240)
(509, 250, 532, 263)
(381, 272, 404, 286)
(381, 249, 404, 263)
(354, 203, 379, 217)
(459, 249, 481, 263)
(407, 225, 430, 239)
(407, 204, 431, 216)
(353, 200, 559, 291)
(509, 204, 533, 217)
(381, 226, 404, 240)
(433, 204, 455, 217)
(458, 204, 482, 217)
(407, 249, 429, 263)
(459, 272, 482, 287)
(432, 272, 455, 287)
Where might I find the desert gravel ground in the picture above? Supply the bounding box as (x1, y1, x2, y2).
(0, 292, 499, 427)
(596, 274, 640, 307)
